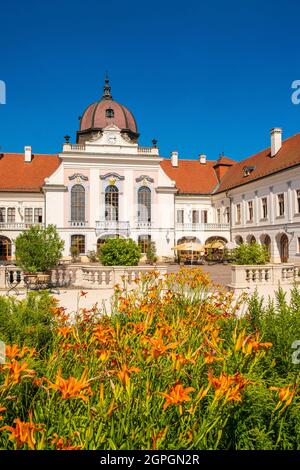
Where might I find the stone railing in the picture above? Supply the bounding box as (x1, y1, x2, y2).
(95, 221, 130, 231)
(0, 264, 167, 291)
(175, 223, 230, 231)
(0, 222, 44, 230)
(229, 263, 300, 297)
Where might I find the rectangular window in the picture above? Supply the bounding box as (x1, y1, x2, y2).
(138, 235, 151, 255)
(225, 207, 230, 223)
(34, 208, 43, 223)
(176, 210, 184, 224)
(71, 234, 85, 255)
(236, 204, 241, 224)
(261, 197, 268, 219)
(7, 208, 15, 223)
(217, 209, 221, 224)
(0, 207, 5, 222)
(278, 193, 285, 216)
(192, 210, 199, 224)
(24, 208, 33, 224)
(297, 190, 300, 214)
(298, 237, 300, 253)
(201, 210, 208, 224)
(248, 201, 253, 222)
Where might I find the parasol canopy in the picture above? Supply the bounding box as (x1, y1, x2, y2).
(172, 242, 204, 252)
(204, 240, 226, 250)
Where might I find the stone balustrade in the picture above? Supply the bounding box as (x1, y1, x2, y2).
(229, 263, 300, 298)
(0, 264, 168, 291)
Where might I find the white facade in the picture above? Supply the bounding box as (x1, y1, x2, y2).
(43, 125, 177, 260)
(222, 167, 300, 263)
(1, 114, 300, 264)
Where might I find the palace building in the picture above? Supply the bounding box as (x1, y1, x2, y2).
(0, 78, 300, 263)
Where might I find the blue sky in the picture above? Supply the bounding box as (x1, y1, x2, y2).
(1, 0, 300, 161)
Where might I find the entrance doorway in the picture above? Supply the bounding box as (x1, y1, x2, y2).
(261, 235, 271, 261)
(280, 234, 289, 263)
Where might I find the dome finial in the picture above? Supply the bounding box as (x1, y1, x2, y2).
(102, 72, 112, 100)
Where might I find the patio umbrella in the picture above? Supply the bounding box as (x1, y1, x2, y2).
(204, 240, 225, 250)
(172, 242, 204, 251)
(172, 242, 204, 265)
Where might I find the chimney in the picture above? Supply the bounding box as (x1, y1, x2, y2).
(270, 128, 282, 157)
(24, 146, 32, 162)
(199, 154, 206, 164)
(171, 151, 178, 167)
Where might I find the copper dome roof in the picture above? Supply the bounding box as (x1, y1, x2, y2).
(76, 76, 139, 143)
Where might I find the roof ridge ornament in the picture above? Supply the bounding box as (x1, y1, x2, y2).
(102, 72, 112, 100)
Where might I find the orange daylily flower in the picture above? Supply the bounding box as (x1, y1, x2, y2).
(269, 384, 297, 411)
(144, 336, 178, 359)
(0, 405, 6, 421)
(204, 350, 224, 364)
(2, 360, 35, 386)
(51, 433, 82, 450)
(160, 383, 195, 411)
(117, 365, 140, 387)
(170, 352, 196, 370)
(208, 371, 252, 403)
(45, 368, 92, 402)
(57, 326, 75, 338)
(0, 412, 44, 450)
(92, 325, 116, 345)
(5, 345, 36, 361)
(96, 349, 112, 361)
(234, 330, 272, 355)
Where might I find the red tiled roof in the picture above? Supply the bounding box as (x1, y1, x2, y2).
(215, 132, 300, 193)
(213, 156, 236, 166)
(0, 153, 61, 192)
(160, 159, 219, 194)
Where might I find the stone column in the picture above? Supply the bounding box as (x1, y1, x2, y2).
(254, 190, 259, 226)
(269, 186, 274, 224)
(0, 267, 6, 289)
(287, 181, 293, 224)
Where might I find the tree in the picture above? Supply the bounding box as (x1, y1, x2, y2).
(233, 242, 269, 265)
(98, 238, 141, 266)
(15, 225, 65, 273)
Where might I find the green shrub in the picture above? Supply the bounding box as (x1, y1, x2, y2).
(0, 291, 54, 352)
(87, 250, 97, 262)
(233, 242, 269, 265)
(15, 225, 64, 273)
(146, 241, 157, 264)
(98, 237, 141, 266)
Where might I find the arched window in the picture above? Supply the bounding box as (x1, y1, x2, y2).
(138, 186, 151, 222)
(106, 108, 114, 118)
(71, 234, 85, 254)
(105, 185, 119, 221)
(71, 185, 85, 222)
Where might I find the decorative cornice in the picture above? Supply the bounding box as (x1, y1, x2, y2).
(100, 172, 124, 181)
(135, 175, 154, 184)
(155, 186, 178, 194)
(69, 173, 88, 181)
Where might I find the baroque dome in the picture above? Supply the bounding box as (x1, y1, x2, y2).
(76, 76, 139, 144)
